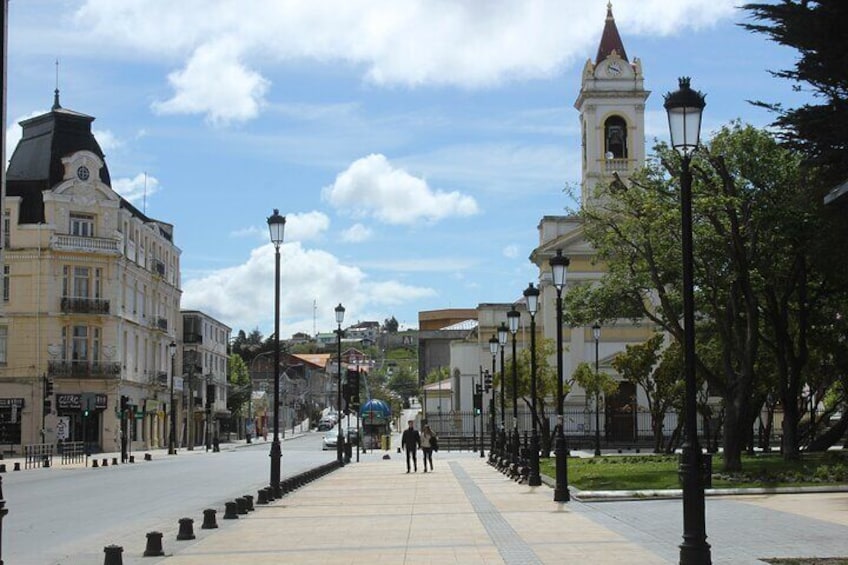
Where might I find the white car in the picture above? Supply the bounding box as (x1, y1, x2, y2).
(322, 429, 339, 450)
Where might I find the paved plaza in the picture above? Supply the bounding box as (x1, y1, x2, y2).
(124, 449, 848, 565)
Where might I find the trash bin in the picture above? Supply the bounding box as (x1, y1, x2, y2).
(381, 435, 391, 451)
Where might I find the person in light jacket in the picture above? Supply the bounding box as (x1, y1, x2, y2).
(420, 424, 437, 472)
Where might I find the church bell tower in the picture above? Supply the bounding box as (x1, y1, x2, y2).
(575, 3, 649, 208)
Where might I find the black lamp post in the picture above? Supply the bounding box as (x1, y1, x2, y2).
(523, 282, 541, 487)
(593, 323, 602, 457)
(168, 340, 177, 455)
(664, 76, 711, 565)
(550, 249, 570, 502)
(488, 334, 499, 457)
(507, 306, 520, 465)
(267, 208, 286, 497)
(497, 322, 508, 457)
(480, 369, 488, 458)
(335, 303, 346, 466)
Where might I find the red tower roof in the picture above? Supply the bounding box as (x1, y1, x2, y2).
(595, 2, 628, 63)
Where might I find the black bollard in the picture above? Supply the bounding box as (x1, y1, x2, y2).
(92, 459, 99, 468)
(12, 462, 19, 471)
(102, 458, 108, 467)
(223, 501, 238, 520)
(176, 517, 195, 540)
(112, 457, 119, 466)
(142, 531, 164, 557)
(235, 497, 248, 515)
(129, 455, 135, 463)
(243, 494, 254, 511)
(256, 489, 268, 505)
(144, 453, 152, 461)
(201, 508, 218, 529)
(0, 464, 5, 473)
(264, 486, 275, 502)
(103, 544, 123, 565)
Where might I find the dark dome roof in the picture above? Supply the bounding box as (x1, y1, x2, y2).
(6, 94, 111, 224)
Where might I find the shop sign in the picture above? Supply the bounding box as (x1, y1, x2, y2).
(57, 393, 108, 410)
(0, 398, 24, 408)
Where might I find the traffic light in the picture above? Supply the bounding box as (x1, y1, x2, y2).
(346, 369, 361, 410)
(45, 378, 54, 397)
(484, 372, 492, 393)
(43, 397, 51, 413)
(473, 391, 482, 414)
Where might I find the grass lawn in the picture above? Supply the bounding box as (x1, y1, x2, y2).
(538, 450, 848, 491)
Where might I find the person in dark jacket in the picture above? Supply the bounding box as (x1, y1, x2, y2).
(401, 419, 421, 473)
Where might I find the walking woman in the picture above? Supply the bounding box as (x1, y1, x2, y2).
(421, 424, 437, 472)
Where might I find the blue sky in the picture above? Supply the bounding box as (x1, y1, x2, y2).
(6, 0, 808, 338)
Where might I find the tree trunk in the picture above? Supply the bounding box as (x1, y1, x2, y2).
(807, 411, 848, 452)
(722, 395, 745, 472)
(781, 395, 801, 460)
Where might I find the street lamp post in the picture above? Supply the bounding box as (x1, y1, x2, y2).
(480, 368, 488, 458)
(497, 322, 508, 458)
(488, 335, 499, 457)
(507, 306, 520, 466)
(523, 283, 541, 487)
(593, 323, 602, 457)
(267, 209, 286, 497)
(335, 303, 346, 466)
(550, 249, 570, 502)
(664, 76, 711, 564)
(168, 340, 177, 455)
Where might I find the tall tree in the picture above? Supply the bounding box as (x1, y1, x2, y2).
(742, 0, 848, 181)
(569, 122, 847, 470)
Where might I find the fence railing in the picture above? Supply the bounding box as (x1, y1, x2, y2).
(59, 441, 86, 465)
(23, 443, 53, 469)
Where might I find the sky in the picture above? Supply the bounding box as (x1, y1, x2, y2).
(5, 0, 808, 339)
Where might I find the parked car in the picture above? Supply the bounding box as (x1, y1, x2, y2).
(317, 418, 336, 431)
(322, 429, 339, 450)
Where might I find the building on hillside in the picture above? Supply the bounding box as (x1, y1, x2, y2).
(346, 321, 379, 345)
(0, 92, 182, 453)
(530, 4, 665, 443)
(181, 310, 230, 447)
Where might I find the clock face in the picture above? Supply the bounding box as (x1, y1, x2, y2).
(76, 165, 90, 181)
(606, 62, 622, 77)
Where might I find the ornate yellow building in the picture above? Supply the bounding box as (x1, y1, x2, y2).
(0, 92, 182, 453)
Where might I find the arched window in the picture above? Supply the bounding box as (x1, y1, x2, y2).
(604, 115, 628, 159)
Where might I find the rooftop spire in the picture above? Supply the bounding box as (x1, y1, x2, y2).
(595, 3, 628, 63)
(52, 59, 61, 110)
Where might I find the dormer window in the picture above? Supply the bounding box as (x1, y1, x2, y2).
(70, 213, 95, 237)
(604, 116, 628, 159)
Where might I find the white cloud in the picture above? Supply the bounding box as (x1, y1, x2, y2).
(112, 173, 160, 205)
(152, 38, 270, 125)
(341, 223, 373, 243)
(230, 211, 330, 243)
(503, 245, 520, 259)
(181, 241, 433, 335)
(322, 154, 479, 225)
(92, 129, 122, 153)
(73, 0, 738, 123)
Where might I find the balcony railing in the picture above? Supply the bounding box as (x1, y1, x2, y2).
(156, 317, 168, 331)
(60, 297, 110, 315)
(51, 234, 121, 255)
(602, 157, 633, 174)
(183, 333, 203, 345)
(48, 360, 122, 379)
(154, 260, 166, 277)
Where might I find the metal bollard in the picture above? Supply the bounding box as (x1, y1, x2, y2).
(264, 486, 275, 502)
(0, 464, 5, 473)
(92, 459, 99, 468)
(102, 458, 108, 467)
(243, 494, 254, 511)
(12, 462, 19, 472)
(223, 501, 239, 520)
(144, 453, 152, 461)
(103, 544, 123, 565)
(176, 517, 195, 540)
(129, 455, 135, 463)
(256, 488, 268, 505)
(235, 497, 248, 515)
(142, 531, 164, 557)
(112, 457, 119, 466)
(201, 508, 218, 529)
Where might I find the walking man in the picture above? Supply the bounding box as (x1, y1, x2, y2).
(401, 419, 421, 473)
